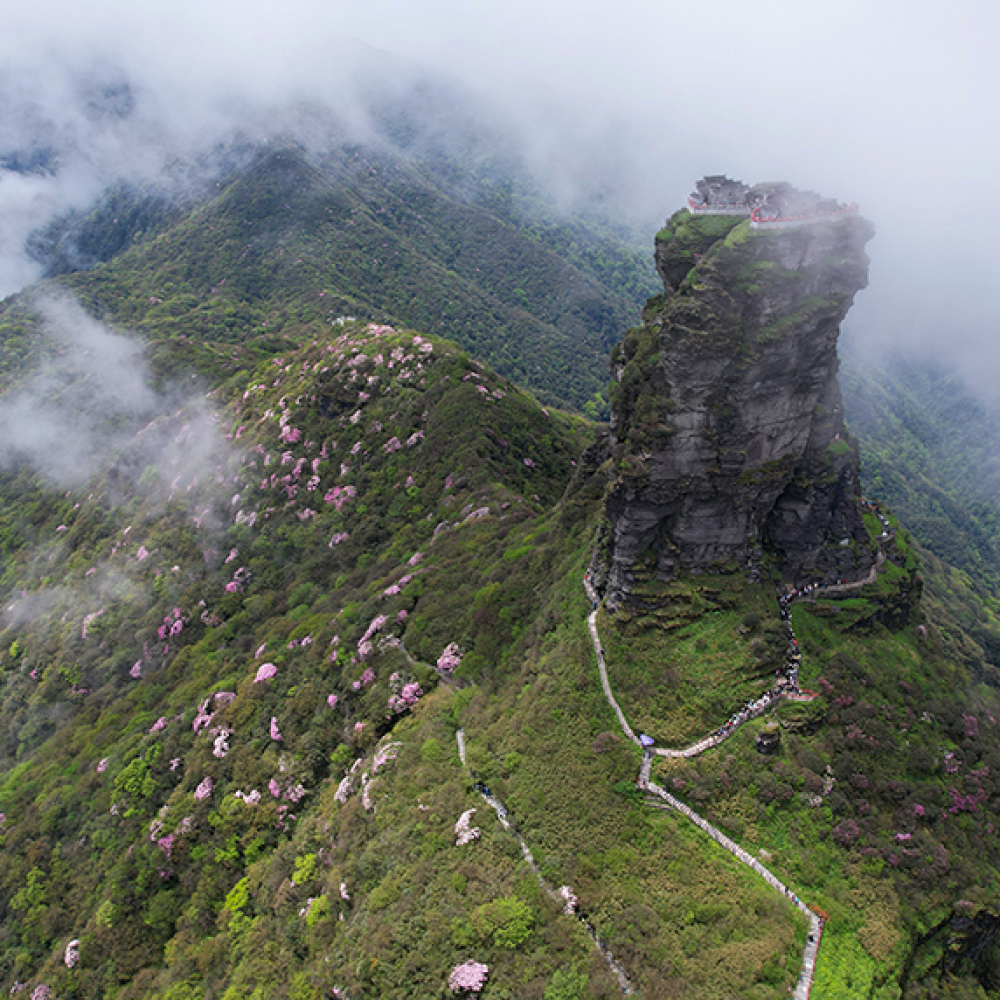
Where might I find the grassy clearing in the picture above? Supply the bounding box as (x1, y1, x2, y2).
(597, 576, 780, 744)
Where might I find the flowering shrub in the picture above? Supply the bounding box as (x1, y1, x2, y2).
(448, 960, 489, 993)
(455, 809, 480, 846)
(388, 674, 422, 715)
(359, 615, 388, 649)
(130, 661, 143, 679)
(270, 717, 283, 741)
(64, 938, 80, 968)
(334, 773, 353, 804)
(194, 777, 214, 801)
(254, 663, 278, 683)
(832, 819, 860, 846)
(192, 700, 214, 732)
(558, 885, 578, 915)
(372, 742, 402, 775)
(437, 643, 463, 675)
(149, 717, 167, 733)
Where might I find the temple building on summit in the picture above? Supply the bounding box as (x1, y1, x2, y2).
(687, 175, 857, 227)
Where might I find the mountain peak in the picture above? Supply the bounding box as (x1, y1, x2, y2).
(603, 184, 876, 604)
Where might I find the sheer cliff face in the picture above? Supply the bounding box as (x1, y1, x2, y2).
(605, 202, 876, 605)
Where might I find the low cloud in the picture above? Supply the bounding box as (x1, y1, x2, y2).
(0, 294, 162, 484)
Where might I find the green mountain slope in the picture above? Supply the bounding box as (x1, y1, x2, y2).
(3, 140, 657, 414)
(841, 344, 1000, 599)
(0, 318, 1000, 999)
(3, 146, 1000, 998)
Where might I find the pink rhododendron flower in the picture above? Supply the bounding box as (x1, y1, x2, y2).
(137, 546, 150, 562)
(454, 809, 480, 846)
(254, 663, 278, 683)
(436, 643, 463, 675)
(334, 774, 352, 804)
(448, 960, 489, 993)
(97, 757, 109, 773)
(353, 721, 365, 734)
(225, 581, 242, 593)
(340, 881, 350, 901)
(149, 717, 167, 733)
(130, 661, 143, 679)
(270, 717, 283, 741)
(327, 694, 339, 708)
(64, 938, 80, 969)
(224, 547, 239, 563)
(372, 742, 402, 775)
(194, 776, 214, 801)
(255, 643, 267, 658)
(396, 609, 408, 623)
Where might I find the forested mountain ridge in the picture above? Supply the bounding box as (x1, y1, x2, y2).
(841, 345, 1000, 600)
(2, 148, 1000, 999)
(2, 138, 657, 415)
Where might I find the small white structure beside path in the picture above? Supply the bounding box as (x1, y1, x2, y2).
(585, 578, 825, 1000)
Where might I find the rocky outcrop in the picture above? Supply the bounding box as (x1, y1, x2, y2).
(604, 182, 876, 606)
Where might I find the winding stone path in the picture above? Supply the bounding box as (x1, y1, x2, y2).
(640, 767, 823, 1000)
(587, 607, 791, 758)
(585, 580, 825, 1000)
(456, 729, 637, 996)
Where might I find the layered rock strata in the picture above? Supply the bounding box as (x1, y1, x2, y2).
(604, 182, 876, 606)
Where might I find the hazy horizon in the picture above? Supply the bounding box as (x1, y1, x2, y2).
(2, 0, 999, 393)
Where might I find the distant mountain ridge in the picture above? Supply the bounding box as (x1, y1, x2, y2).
(6, 134, 657, 415)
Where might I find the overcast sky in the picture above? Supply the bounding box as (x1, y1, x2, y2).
(2, 0, 999, 383)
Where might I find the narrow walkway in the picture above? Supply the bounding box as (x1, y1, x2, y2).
(456, 729, 636, 996)
(588, 608, 792, 758)
(640, 769, 823, 1000)
(585, 584, 825, 999)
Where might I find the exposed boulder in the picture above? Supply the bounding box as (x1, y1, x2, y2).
(755, 722, 782, 755)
